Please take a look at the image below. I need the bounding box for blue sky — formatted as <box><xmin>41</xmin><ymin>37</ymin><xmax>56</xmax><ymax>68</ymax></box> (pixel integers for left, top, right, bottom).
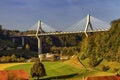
<box><xmin>0</xmin><ymin>0</ymin><xmax>120</xmax><ymax>31</ymax></box>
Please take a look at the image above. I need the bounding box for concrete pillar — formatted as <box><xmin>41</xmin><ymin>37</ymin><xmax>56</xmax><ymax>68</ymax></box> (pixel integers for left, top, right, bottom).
<box><xmin>38</xmin><ymin>36</ymin><xmax>43</xmax><ymax>61</ymax></box>
<box><xmin>22</xmin><ymin>37</ymin><xmax>24</xmax><ymax>47</ymax></box>
<box><xmin>12</xmin><ymin>38</ymin><xmax>15</xmax><ymax>43</ymax></box>
<box><xmin>38</xmin><ymin>36</ymin><xmax>42</xmax><ymax>54</ymax></box>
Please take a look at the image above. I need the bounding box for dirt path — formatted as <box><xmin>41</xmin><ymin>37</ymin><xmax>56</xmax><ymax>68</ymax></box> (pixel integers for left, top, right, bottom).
<box><xmin>64</xmin><ymin>55</ymin><xmax>85</xmax><ymax>69</ymax></box>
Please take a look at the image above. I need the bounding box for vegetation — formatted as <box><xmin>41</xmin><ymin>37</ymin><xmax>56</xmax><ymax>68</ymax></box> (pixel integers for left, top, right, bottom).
<box><xmin>79</xmin><ymin>18</ymin><xmax>120</xmax><ymax>67</ymax></box>
<box><xmin>5</xmin><ymin>62</ymin><xmax>81</xmax><ymax>79</ymax></box>
<box><xmin>102</xmin><ymin>65</ymin><xmax>110</xmax><ymax>71</ymax></box>
<box><xmin>4</xmin><ymin>62</ymin><xmax>116</xmax><ymax>79</ymax></box>
<box><xmin>0</xmin><ymin>54</ymin><xmax>25</xmax><ymax>63</ymax></box>
<box><xmin>0</xmin><ymin>50</ymin><xmax>38</xmax><ymax>60</ymax></box>
<box><xmin>31</xmin><ymin>60</ymin><xmax>46</xmax><ymax>79</ymax></box>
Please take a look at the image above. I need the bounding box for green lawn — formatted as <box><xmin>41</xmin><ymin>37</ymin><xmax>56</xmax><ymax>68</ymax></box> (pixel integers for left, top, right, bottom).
<box><xmin>5</xmin><ymin>61</ymin><xmax>81</xmax><ymax>79</ymax></box>
<box><xmin>4</xmin><ymin>61</ymin><xmax>115</xmax><ymax>80</ymax></box>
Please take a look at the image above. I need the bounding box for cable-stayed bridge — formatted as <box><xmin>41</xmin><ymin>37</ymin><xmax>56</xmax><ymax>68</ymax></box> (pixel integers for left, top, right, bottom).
<box><xmin>11</xmin><ymin>14</ymin><xmax>111</xmax><ymax>60</ymax></box>
<box><xmin>27</xmin><ymin>14</ymin><xmax>110</xmax><ymax>37</ymax></box>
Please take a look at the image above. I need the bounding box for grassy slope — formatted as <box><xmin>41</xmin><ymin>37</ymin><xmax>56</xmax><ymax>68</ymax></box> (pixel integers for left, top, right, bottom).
<box><xmin>5</xmin><ymin>62</ymin><xmax>81</xmax><ymax>79</ymax></box>
<box><xmin>3</xmin><ymin>60</ymin><xmax>117</xmax><ymax>80</ymax></box>
<box><xmin>43</xmin><ymin>62</ymin><xmax>81</xmax><ymax>76</ymax></box>
<box><xmin>65</xmin><ymin>56</ymin><xmax>115</xmax><ymax>80</ymax></box>
<box><xmin>96</xmin><ymin>59</ymin><xmax>120</xmax><ymax>73</ymax></box>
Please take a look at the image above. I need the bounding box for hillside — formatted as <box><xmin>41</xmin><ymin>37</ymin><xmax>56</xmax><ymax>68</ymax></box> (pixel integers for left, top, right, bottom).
<box><xmin>0</xmin><ymin>29</ymin><xmax>14</xmax><ymax>50</ymax></box>
<box><xmin>79</xmin><ymin>18</ymin><xmax>120</xmax><ymax>69</ymax></box>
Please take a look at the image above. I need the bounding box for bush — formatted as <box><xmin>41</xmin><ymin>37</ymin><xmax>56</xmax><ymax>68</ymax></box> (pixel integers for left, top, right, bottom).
<box><xmin>0</xmin><ymin>56</ymin><xmax>11</xmax><ymax>63</ymax></box>
<box><xmin>31</xmin><ymin>60</ymin><xmax>46</xmax><ymax>79</ymax></box>
<box><xmin>10</xmin><ymin>54</ymin><xmax>17</xmax><ymax>62</ymax></box>
<box><xmin>116</xmin><ymin>70</ymin><xmax>120</xmax><ymax>76</ymax></box>
<box><xmin>114</xmin><ymin>68</ymin><xmax>119</xmax><ymax>73</ymax></box>
<box><xmin>116</xmin><ymin>69</ymin><xmax>120</xmax><ymax>76</ymax></box>
<box><xmin>80</xmin><ymin>54</ymin><xmax>87</xmax><ymax>60</ymax></box>
<box><xmin>29</xmin><ymin>57</ymin><xmax>38</xmax><ymax>62</ymax></box>
<box><xmin>102</xmin><ymin>65</ymin><xmax>110</xmax><ymax>71</ymax></box>
<box><xmin>17</xmin><ymin>57</ymin><xmax>25</xmax><ymax>62</ymax></box>
<box><xmin>88</xmin><ymin>57</ymin><xmax>103</xmax><ymax>67</ymax></box>
<box><xmin>0</xmin><ymin>55</ymin><xmax>25</xmax><ymax>63</ymax></box>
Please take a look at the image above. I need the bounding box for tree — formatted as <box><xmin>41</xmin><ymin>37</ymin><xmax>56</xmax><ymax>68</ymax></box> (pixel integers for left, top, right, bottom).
<box><xmin>31</xmin><ymin>60</ymin><xmax>46</xmax><ymax>80</ymax></box>
<box><xmin>25</xmin><ymin>43</ymin><xmax>30</xmax><ymax>50</ymax></box>
<box><xmin>10</xmin><ymin>54</ymin><xmax>17</xmax><ymax>62</ymax></box>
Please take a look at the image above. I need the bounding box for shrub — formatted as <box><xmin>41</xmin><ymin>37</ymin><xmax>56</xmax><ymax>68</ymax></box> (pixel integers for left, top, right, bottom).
<box><xmin>116</xmin><ymin>70</ymin><xmax>120</xmax><ymax>76</ymax></box>
<box><xmin>102</xmin><ymin>65</ymin><xmax>110</xmax><ymax>71</ymax></box>
<box><xmin>116</xmin><ymin>71</ymin><xmax>120</xmax><ymax>76</ymax></box>
<box><xmin>0</xmin><ymin>56</ymin><xmax>10</xmax><ymax>63</ymax></box>
<box><xmin>88</xmin><ymin>57</ymin><xmax>103</xmax><ymax>67</ymax></box>
<box><xmin>10</xmin><ymin>54</ymin><xmax>17</xmax><ymax>62</ymax></box>
<box><xmin>80</xmin><ymin>54</ymin><xmax>87</xmax><ymax>60</ymax></box>
<box><xmin>30</xmin><ymin>57</ymin><xmax>38</xmax><ymax>62</ymax></box>
<box><xmin>17</xmin><ymin>57</ymin><xmax>25</xmax><ymax>62</ymax></box>
<box><xmin>0</xmin><ymin>55</ymin><xmax>25</xmax><ymax>63</ymax></box>
<box><xmin>113</xmin><ymin>68</ymin><xmax>119</xmax><ymax>73</ymax></box>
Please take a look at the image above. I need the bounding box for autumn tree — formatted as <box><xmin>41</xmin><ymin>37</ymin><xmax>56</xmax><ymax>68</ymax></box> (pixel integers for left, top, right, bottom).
<box><xmin>31</xmin><ymin>60</ymin><xmax>46</xmax><ymax>80</ymax></box>
<box><xmin>25</xmin><ymin>43</ymin><xmax>30</xmax><ymax>50</ymax></box>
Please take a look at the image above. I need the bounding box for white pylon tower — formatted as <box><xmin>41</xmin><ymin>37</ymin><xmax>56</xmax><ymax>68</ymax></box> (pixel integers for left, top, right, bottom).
<box><xmin>84</xmin><ymin>14</ymin><xmax>93</xmax><ymax>37</ymax></box>
<box><xmin>36</xmin><ymin>20</ymin><xmax>43</xmax><ymax>61</ymax></box>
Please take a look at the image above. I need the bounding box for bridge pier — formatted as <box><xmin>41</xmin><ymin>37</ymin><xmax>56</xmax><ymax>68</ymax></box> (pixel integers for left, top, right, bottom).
<box><xmin>22</xmin><ymin>37</ymin><xmax>25</xmax><ymax>47</ymax></box>
<box><xmin>38</xmin><ymin>36</ymin><xmax>43</xmax><ymax>61</ymax></box>
<box><xmin>36</xmin><ymin>20</ymin><xmax>44</xmax><ymax>61</ymax></box>
<box><xmin>12</xmin><ymin>37</ymin><xmax>15</xmax><ymax>43</ymax></box>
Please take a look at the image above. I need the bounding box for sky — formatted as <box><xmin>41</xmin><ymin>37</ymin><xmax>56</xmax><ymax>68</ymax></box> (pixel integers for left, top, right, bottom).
<box><xmin>0</xmin><ymin>0</ymin><xmax>120</xmax><ymax>31</ymax></box>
